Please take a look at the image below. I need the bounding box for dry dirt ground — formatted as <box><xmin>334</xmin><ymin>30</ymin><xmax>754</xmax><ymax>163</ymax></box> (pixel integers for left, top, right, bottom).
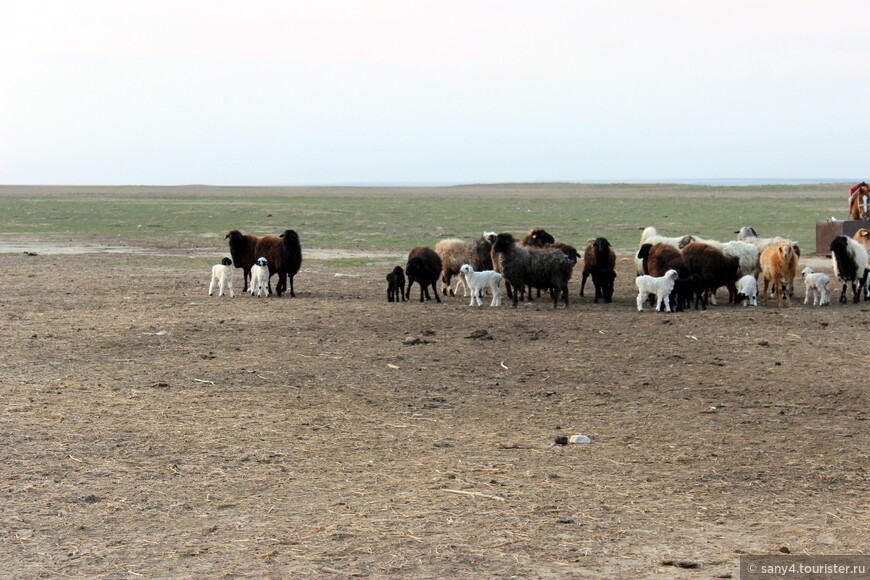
<box><xmin>0</xmin><ymin>239</ymin><xmax>867</xmax><ymax>579</ymax></box>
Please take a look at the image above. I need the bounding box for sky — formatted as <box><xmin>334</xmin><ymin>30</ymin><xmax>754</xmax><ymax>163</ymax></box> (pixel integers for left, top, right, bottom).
<box><xmin>1</xmin><ymin>1</ymin><xmax>868</xmax><ymax>185</ymax></box>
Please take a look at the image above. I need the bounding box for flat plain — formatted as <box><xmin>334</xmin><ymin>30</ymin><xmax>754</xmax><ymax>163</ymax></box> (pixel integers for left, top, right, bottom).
<box><xmin>0</xmin><ymin>184</ymin><xmax>866</xmax><ymax>579</ymax></box>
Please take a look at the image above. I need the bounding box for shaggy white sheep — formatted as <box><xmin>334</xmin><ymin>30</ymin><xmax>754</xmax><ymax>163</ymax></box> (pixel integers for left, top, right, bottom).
<box><xmin>635</xmin><ymin>269</ymin><xmax>678</xmax><ymax>312</ymax></box>
<box><xmin>458</xmin><ymin>264</ymin><xmax>503</xmax><ymax>307</ymax></box>
<box><xmin>249</xmin><ymin>256</ymin><xmax>270</xmax><ymax>297</ymax></box>
<box><xmin>735</xmin><ymin>274</ymin><xmax>758</xmax><ymax>307</ymax></box>
<box><xmin>209</xmin><ymin>257</ymin><xmax>235</xmax><ymax>297</ymax></box>
<box><xmin>801</xmin><ymin>267</ymin><xmax>830</xmax><ymax>306</ymax></box>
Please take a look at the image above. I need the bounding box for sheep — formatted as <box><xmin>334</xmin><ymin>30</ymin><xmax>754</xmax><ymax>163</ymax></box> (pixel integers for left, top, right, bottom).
<box><xmin>249</xmin><ymin>257</ymin><xmax>270</xmax><ymax>297</ymax></box>
<box><xmin>225</xmin><ymin>230</ymin><xmax>260</xmax><ymax>292</ymax></box>
<box><xmin>406</xmin><ymin>247</ymin><xmax>442</xmax><ymax>303</ymax></box>
<box><xmin>672</xmin><ymin>273</ymin><xmax>708</xmax><ymax>311</ymax></box>
<box><xmin>678</xmin><ymin>236</ymin><xmax>760</xmax><ymax>279</ymax></box>
<box><xmin>580</xmin><ymin>237</ymin><xmax>617</xmax><ymax>303</ymax></box>
<box><xmin>637</xmin><ymin>243</ymin><xmax>684</xmax><ymax>277</ymax></box>
<box><xmin>680</xmin><ymin>242</ymin><xmax>740</xmax><ymax>305</ymax></box>
<box><xmin>386</xmin><ymin>266</ymin><xmax>406</xmax><ymax>302</ymax></box>
<box><xmin>735</xmin><ymin>226</ymin><xmax>800</xmax><ymax>295</ymax></box>
<box><xmin>636</xmin><ymin>227</ymin><xmax>696</xmax><ymax>275</ymax></box>
<box><xmin>208</xmin><ymin>257</ymin><xmax>235</xmax><ymax>297</ymax></box>
<box><xmin>458</xmin><ymin>264</ymin><xmax>503</xmax><ymax>307</ymax></box>
<box><xmin>253</xmin><ymin>229</ymin><xmax>303</xmax><ymax>297</ymax></box>
<box><xmin>853</xmin><ymin>228</ymin><xmax>870</xmax><ymax>254</ymax></box>
<box><xmin>829</xmin><ymin>235</ymin><xmax>869</xmax><ymax>304</ymax></box>
<box><xmin>735</xmin><ymin>274</ymin><xmax>758</xmax><ymax>307</ymax></box>
<box><xmin>759</xmin><ymin>242</ymin><xmax>798</xmax><ymax>307</ymax></box>
<box><xmin>635</xmin><ymin>269</ymin><xmax>678</xmax><ymax>312</ymax></box>
<box><xmin>435</xmin><ymin>235</ymin><xmax>494</xmax><ymax>296</ymax></box>
<box><xmin>518</xmin><ymin>228</ymin><xmax>579</xmax><ymax>300</ymax></box>
<box><xmin>801</xmin><ymin>267</ymin><xmax>830</xmax><ymax>306</ymax></box>
<box><xmin>491</xmin><ymin>233</ymin><xmax>574</xmax><ymax>309</ymax></box>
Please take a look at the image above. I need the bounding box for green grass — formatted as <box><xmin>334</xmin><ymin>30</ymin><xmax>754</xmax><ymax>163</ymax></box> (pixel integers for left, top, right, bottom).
<box><xmin>0</xmin><ymin>184</ymin><xmax>848</xmax><ymax>252</ymax></box>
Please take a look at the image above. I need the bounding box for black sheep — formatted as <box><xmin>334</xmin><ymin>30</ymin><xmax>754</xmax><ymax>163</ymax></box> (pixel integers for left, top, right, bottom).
<box><xmin>387</xmin><ymin>266</ymin><xmax>406</xmax><ymax>302</ymax></box>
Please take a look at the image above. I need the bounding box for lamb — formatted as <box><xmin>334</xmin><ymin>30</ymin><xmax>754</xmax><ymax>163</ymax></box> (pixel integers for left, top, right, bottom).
<box><xmin>580</xmin><ymin>237</ymin><xmax>617</xmax><ymax>303</ymax></box>
<box><xmin>208</xmin><ymin>257</ymin><xmax>235</xmax><ymax>297</ymax></box>
<box><xmin>680</xmin><ymin>242</ymin><xmax>740</xmax><ymax>305</ymax></box>
<box><xmin>636</xmin><ymin>227</ymin><xmax>696</xmax><ymax>275</ymax></box>
<box><xmin>829</xmin><ymin>235</ymin><xmax>869</xmax><ymax>304</ymax></box>
<box><xmin>491</xmin><ymin>233</ymin><xmax>574</xmax><ymax>309</ymax></box>
<box><xmin>253</xmin><ymin>229</ymin><xmax>303</xmax><ymax>297</ymax></box>
<box><xmin>435</xmin><ymin>235</ymin><xmax>494</xmax><ymax>296</ymax></box>
<box><xmin>386</xmin><ymin>266</ymin><xmax>406</xmax><ymax>302</ymax></box>
<box><xmin>405</xmin><ymin>247</ymin><xmax>442</xmax><ymax>303</ymax></box>
<box><xmin>735</xmin><ymin>274</ymin><xmax>758</xmax><ymax>307</ymax></box>
<box><xmin>801</xmin><ymin>267</ymin><xmax>830</xmax><ymax>306</ymax></box>
<box><xmin>759</xmin><ymin>242</ymin><xmax>798</xmax><ymax>307</ymax></box>
<box><xmin>249</xmin><ymin>257</ymin><xmax>270</xmax><ymax>297</ymax></box>
<box><xmin>458</xmin><ymin>264</ymin><xmax>503</xmax><ymax>307</ymax></box>
<box><xmin>225</xmin><ymin>230</ymin><xmax>260</xmax><ymax>292</ymax></box>
<box><xmin>635</xmin><ymin>269</ymin><xmax>678</xmax><ymax>312</ymax></box>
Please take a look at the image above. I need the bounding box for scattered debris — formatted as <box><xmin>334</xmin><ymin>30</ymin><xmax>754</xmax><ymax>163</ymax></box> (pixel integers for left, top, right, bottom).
<box><xmin>403</xmin><ymin>337</ymin><xmax>433</xmax><ymax>345</ymax></box>
<box><xmin>442</xmin><ymin>488</ymin><xmax>505</xmax><ymax>502</ymax></box>
<box><xmin>465</xmin><ymin>329</ymin><xmax>493</xmax><ymax>340</ymax></box>
<box><xmin>143</xmin><ymin>330</ymin><xmax>168</xmax><ymax>336</ymax></box>
<box><xmin>497</xmin><ymin>443</ymin><xmax>535</xmax><ymax>449</ymax></box>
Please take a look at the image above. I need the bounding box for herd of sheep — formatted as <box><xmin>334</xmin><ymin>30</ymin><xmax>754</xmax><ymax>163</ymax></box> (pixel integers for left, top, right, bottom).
<box><xmin>211</xmin><ymin>226</ymin><xmax>870</xmax><ymax>311</ymax></box>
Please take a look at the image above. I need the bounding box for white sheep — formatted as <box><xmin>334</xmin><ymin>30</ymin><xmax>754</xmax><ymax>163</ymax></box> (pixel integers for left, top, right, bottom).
<box><xmin>801</xmin><ymin>267</ymin><xmax>830</xmax><ymax>306</ymax></box>
<box><xmin>249</xmin><ymin>256</ymin><xmax>270</xmax><ymax>297</ymax></box>
<box><xmin>635</xmin><ymin>269</ymin><xmax>678</xmax><ymax>312</ymax></box>
<box><xmin>208</xmin><ymin>257</ymin><xmax>235</xmax><ymax>297</ymax></box>
<box><xmin>459</xmin><ymin>264</ymin><xmax>503</xmax><ymax>307</ymax></box>
<box><xmin>735</xmin><ymin>274</ymin><xmax>758</xmax><ymax>307</ymax></box>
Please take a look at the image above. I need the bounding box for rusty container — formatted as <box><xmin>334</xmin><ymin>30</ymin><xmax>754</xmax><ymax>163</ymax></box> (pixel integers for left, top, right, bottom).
<box><xmin>815</xmin><ymin>219</ymin><xmax>870</xmax><ymax>254</ymax></box>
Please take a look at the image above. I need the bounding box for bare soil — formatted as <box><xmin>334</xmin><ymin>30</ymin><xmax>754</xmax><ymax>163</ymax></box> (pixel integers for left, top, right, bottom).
<box><xmin>0</xmin><ymin>240</ymin><xmax>866</xmax><ymax>579</ymax></box>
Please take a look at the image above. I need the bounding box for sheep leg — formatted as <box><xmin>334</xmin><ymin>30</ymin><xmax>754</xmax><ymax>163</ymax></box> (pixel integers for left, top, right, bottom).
<box><xmin>490</xmin><ymin>286</ymin><xmax>501</xmax><ymax>307</ymax></box>
<box><xmin>635</xmin><ymin>291</ymin><xmax>645</xmax><ymax>312</ymax></box>
<box><xmin>580</xmin><ymin>272</ymin><xmax>588</xmax><ymax>297</ymax></box>
<box><xmin>208</xmin><ymin>277</ymin><xmax>217</xmax><ymax>296</ymax></box>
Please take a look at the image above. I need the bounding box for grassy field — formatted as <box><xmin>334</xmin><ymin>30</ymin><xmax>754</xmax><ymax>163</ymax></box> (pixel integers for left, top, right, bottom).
<box><xmin>0</xmin><ymin>183</ymin><xmax>848</xmax><ymax>252</ymax></box>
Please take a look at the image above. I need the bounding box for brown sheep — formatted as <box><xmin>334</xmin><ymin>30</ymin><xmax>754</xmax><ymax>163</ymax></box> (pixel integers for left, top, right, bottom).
<box><xmin>680</xmin><ymin>242</ymin><xmax>740</xmax><ymax>304</ymax></box>
<box><xmin>759</xmin><ymin>242</ymin><xmax>798</xmax><ymax>307</ymax></box>
<box><xmin>434</xmin><ymin>235</ymin><xmax>493</xmax><ymax>296</ymax></box>
<box><xmin>637</xmin><ymin>243</ymin><xmax>684</xmax><ymax>277</ymax></box>
<box><xmin>252</xmin><ymin>229</ymin><xmax>303</xmax><ymax>297</ymax></box>
<box><xmin>580</xmin><ymin>237</ymin><xmax>617</xmax><ymax>303</ymax></box>
<box><xmin>225</xmin><ymin>230</ymin><xmax>260</xmax><ymax>292</ymax></box>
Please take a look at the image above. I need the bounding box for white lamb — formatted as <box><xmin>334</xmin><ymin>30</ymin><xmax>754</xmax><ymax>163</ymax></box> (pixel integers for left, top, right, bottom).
<box><xmin>458</xmin><ymin>264</ymin><xmax>503</xmax><ymax>307</ymax></box>
<box><xmin>249</xmin><ymin>256</ymin><xmax>270</xmax><ymax>297</ymax></box>
<box><xmin>635</xmin><ymin>269</ymin><xmax>678</xmax><ymax>312</ymax></box>
<box><xmin>735</xmin><ymin>274</ymin><xmax>758</xmax><ymax>307</ymax></box>
<box><xmin>208</xmin><ymin>257</ymin><xmax>235</xmax><ymax>297</ymax></box>
<box><xmin>801</xmin><ymin>266</ymin><xmax>830</xmax><ymax>306</ymax></box>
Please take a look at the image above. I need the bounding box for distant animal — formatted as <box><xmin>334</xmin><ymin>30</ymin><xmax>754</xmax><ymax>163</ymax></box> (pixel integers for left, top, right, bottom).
<box><xmin>458</xmin><ymin>264</ymin><xmax>503</xmax><ymax>307</ymax></box>
<box><xmin>849</xmin><ymin>183</ymin><xmax>870</xmax><ymax>221</ymax></box>
<box><xmin>735</xmin><ymin>274</ymin><xmax>758</xmax><ymax>307</ymax></box>
<box><xmin>635</xmin><ymin>269</ymin><xmax>678</xmax><ymax>312</ymax></box>
<box><xmin>406</xmin><ymin>247</ymin><xmax>442</xmax><ymax>303</ymax></box>
<box><xmin>801</xmin><ymin>267</ymin><xmax>830</xmax><ymax>306</ymax></box>
<box><xmin>759</xmin><ymin>242</ymin><xmax>798</xmax><ymax>307</ymax></box>
<box><xmin>249</xmin><ymin>257</ymin><xmax>270</xmax><ymax>297</ymax></box>
<box><xmin>580</xmin><ymin>237</ymin><xmax>617</xmax><ymax>303</ymax></box>
<box><xmin>829</xmin><ymin>235</ymin><xmax>869</xmax><ymax>304</ymax></box>
<box><xmin>208</xmin><ymin>257</ymin><xmax>235</xmax><ymax>297</ymax></box>
<box><xmin>386</xmin><ymin>266</ymin><xmax>406</xmax><ymax>302</ymax></box>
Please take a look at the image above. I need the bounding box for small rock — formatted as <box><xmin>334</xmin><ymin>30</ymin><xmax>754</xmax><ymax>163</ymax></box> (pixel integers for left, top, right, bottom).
<box><xmin>569</xmin><ymin>435</ymin><xmax>592</xmax><ymax>444</ymax></box>
<box><xmin>778</xmin><ymin>546</ymin><xmax>790</xmax><ymax>554</ymax></box>
<box><xmin>554</xmin><ymin>436</ymin><xmax>569</xmax><ymax>445</ymax></box>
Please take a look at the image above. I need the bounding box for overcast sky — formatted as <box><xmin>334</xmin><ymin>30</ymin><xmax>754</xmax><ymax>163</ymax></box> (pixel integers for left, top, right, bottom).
<box><xmin>2</xmin><ymin>1</ymin><xmax>868</xmax><ymax>185</ymax></box>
